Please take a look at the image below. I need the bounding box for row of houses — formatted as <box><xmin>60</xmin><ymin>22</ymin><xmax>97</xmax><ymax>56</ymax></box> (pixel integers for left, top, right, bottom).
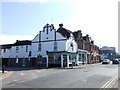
<box><xmin>0</xmin><ymin>24</ymin><xmax>102</xmax><ymax>68</ymax></box>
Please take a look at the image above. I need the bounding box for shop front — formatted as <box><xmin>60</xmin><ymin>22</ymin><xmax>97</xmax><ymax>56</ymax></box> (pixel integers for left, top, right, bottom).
<box><xmin>77</xmin><ymin>49</ymin><xmax>90</xmax><ymax>65</ymax></box>
<box><xmin>47</xmin><ymin>51</ymin><xmax>77</xmax><ymax>68</ymax></box>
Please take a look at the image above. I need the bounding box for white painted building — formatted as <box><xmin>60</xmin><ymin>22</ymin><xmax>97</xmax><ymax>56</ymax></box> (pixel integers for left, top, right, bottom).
<box><xmin>0</xmin><ymin>24</ymin><xmax>90</xmax><ymax>68</ymax></box>
<box><xmin>0</xmin><ymin>41</ymin><xmax>32</xmax><ymax>67</ymax></box>
<box><xmin>31</xmin><ymin>24</ymin><xmax>78</xmax><ymax>68</ymax></box>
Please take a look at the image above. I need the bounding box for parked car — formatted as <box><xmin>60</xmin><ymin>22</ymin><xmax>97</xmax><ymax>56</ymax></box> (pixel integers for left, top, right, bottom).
<box><xmin>112</xmin><ymin>59</ymin><xmax>119</xmax><ymax>64</ymax></box>
<box><xmin>102</xmin><ymin>59</ymin><xmax>110</xmax><ymax>64</ymax></box>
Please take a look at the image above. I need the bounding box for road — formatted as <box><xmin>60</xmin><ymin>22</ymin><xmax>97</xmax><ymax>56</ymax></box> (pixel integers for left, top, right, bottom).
<box><xmin>1</xmin><ymin>63</ymin><xmax>118</xmax><ymax>89</ymax></box>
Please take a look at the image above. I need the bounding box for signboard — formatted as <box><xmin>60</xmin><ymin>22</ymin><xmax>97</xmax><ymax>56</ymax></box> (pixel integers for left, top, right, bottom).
<box><xmin>101</xmin><ymin>54</ymin><xmax>108</xmax><ymax>58</ymax></box>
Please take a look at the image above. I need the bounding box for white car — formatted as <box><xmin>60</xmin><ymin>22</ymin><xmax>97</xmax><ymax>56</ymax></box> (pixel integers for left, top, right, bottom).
<box><xmin>102</xmin><ymin>59</ymin><xmax>110</xmax><ymax>64</ymax></box>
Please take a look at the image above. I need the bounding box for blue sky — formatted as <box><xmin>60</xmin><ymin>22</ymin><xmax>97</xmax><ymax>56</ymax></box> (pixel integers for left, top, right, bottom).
<box><xmin>2</xmin><ymin>1</ymin><xmax>72</xmax><ymax>35</ymax></box>
<box><xmin>0</xmin><ymin>0</ymin><xmax>119</xmax><ymax>52</ymax></box>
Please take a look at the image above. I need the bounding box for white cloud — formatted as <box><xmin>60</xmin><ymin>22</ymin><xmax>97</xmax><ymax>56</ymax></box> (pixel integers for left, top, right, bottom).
<box><xmin>0</xmin><ymin>34</ymin><xmax>33</xmax><ymax>45</ymax></box>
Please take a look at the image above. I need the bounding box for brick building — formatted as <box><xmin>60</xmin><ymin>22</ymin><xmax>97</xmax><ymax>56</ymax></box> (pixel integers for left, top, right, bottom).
<box><xmin>100</xmin><ymin>46</ymin><xmax>116</xmax><ymax>60</ymax></box>
<box><xmin>73</xmin><ymin>31</ymin><xmax>101</xmax><ymax>63</ymax></box>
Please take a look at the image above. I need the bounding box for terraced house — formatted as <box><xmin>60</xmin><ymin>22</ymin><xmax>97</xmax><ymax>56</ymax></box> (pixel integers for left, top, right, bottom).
<box><xmin>0</xmin><ymin>24</ymin><xmax>101</xmax><ymax>68</ymax></box>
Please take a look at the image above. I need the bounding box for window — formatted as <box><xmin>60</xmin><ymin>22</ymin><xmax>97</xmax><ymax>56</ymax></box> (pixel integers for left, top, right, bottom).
<box><xmin>16</xmin><ymin>46</ymin><xmax>19</xmax><ymax>53</ymax></box>
<box><xmin>48</xmin><ymin>55</ymin><xmax>61</xmax><ymax>64</ymax></box>
<box><xmin>54</xmin><ymin>42</ymin><xmax>57</xmax><ymax>51</ymax></box>
<box><xmin>3</xmin><ymin>49</ymin><xmax>6</xmax><ymax>53</ymax></box>
<box><xmin>79</xmin><ymin>53</ymin><xmax>82</xmax><ymax>61</ymax></box>
<box><xmin>29</xmin><ymin>51</ymin><xmax>31</xmax><ymax>56</ymax></box>
<box><xmin>38</xmin><ymin>43</ymin><xmax>41</xmax><ymax>52</ymax></box>
<box><xmin>71</xmin><ymin>43</ymin><xmax>74</xmax><ymax>51</ymax></box>
<box><xmin>26</xmin><ymin>45</ymin><xmax>28</xmax><ymax>52</ymax></box>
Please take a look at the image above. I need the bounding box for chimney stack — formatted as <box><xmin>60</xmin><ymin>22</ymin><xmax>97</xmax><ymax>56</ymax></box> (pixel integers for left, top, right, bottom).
<box><xmin>59</xmin><ymin>23</ymin><xmax>63</xmax><ymax>28</ymax></box>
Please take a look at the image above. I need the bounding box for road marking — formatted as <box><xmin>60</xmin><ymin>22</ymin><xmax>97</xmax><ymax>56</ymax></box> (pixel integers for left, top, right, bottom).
<box><xmin>105</xmin><ymin>76</ymin><xmax>117</xmax><ymax>88</ymax></box>
<box><xmin>107</xmin><ymin>76</ymin><xmax>118</xmax><ymax>88</ymax></box>
<box><xmin>20</xmin><ymin>73</ymin><xmax>24</xmax><ymax>75</ymax></box>
<box><xmin>100</xmin><ymin>76</ymin><xmax>118</xmax><ymax>90</ymax></box>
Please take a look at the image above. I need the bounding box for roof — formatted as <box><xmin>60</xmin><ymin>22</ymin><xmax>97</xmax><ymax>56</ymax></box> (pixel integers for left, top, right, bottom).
<box><xmin>14</xmin><ymin>40</ymin><xmax>31</xmax><ymax>46</ymax></box>
<box><xmin>1</xmin><ymin>44</ymin><xmax>13</xmax><ymax>49</ymax></box>
<box><xmin>72</xmin><ymin>30</ymin><xmax>82</xmax><ymax>39</ymax></box>
<box><xmin>57</xmin><ymin>24</ymin><xmax>72</xmax><ymax>38</ymax></box>
<box><xmin>1</xmin><ymin>40</ymin><xmax>31</xmax><ymax>49</ymax></box>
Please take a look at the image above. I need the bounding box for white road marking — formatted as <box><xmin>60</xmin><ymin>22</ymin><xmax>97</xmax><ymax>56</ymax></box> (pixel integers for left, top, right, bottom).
<box><xmin>20</xmin><ymin>73</ymin><xmax>24</xmax><ymax>75</ymax></box>
<box><xmin>100</xmin><ymin>76</ymin><xmax>118</xmax><ymax>90</ymax></box>
<box><xmin>105</xmin><ymin>76</ymin><xmax>118</xmax><ymax>88</ymax></box>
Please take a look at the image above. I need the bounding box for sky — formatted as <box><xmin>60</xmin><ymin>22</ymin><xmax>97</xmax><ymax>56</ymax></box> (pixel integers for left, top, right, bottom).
<box><xmin>0</xmin><ymin>0</ymin><xmax>119</xmax><ymax>53</ymax></box>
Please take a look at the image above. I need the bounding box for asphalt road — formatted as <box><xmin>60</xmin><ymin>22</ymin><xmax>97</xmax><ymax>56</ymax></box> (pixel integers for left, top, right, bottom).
<box><xmin>1</xmin><ymin>63</ymin><xmax>118</xmax><ymax>88</ymax></box>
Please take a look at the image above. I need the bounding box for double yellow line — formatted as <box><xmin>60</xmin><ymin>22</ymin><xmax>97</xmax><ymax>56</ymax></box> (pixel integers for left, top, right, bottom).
<box><xmin>100</xmin><ymin>76</ymin><xmax>118</xmax><ymax>90</ymax></box>
<box><xmin>0</xmin><ymin>71</ymin><xmax>13</xmax><ymax>80</ymax></box>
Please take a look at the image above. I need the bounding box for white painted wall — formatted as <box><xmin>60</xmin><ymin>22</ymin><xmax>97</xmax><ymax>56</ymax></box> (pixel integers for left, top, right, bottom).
<box><xmin>1</xmin><ymin>24</ymin><xmax>78</xmax><ymax>59</ymax></box>
<box><xmin>66</xmin><ymin>34</ymin><xmax>77</xmax><ymax>52</ymax></box>
<box><xmin>1</xmin><ymin>45</ymin><xmax>31</xmax><ymax>58</ymax></box>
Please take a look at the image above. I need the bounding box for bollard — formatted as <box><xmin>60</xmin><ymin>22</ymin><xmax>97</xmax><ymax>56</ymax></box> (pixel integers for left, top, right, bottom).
<box><xmin>2</xmin><ymin>65</ymin><xmax>5</xmax><ymax>73</ymax></box>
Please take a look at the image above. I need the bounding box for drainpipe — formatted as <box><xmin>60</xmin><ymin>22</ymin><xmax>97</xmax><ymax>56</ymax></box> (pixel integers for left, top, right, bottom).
<box><xmin>46</xmin><ymin>56</ymin><xmax>48</xmax><ymax>68</ymax></box>
<box><xmin>61</xmin><ymin>55</ymin><xmax>63</xmax><ymax>68</ymax></box>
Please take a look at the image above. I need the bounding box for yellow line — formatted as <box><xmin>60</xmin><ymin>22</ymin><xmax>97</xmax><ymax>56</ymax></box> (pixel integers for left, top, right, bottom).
<box><xmin>0</xmin><ymin>71</ymin><xmax>13</xmax><ymax>80</ymax></box>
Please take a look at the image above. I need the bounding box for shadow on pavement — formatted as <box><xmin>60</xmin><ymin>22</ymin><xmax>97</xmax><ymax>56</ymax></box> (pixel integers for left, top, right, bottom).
<box><xmin>5</xmin><ymin>67</ymin><xmax>48</xmax><ymax>71</ymax></box>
